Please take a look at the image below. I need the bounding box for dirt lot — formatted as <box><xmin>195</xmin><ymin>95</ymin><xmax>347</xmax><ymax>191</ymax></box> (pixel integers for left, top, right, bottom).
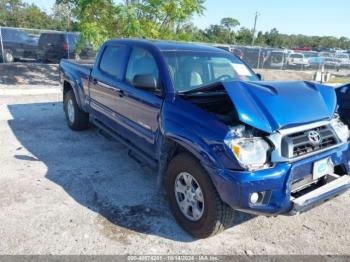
<box><xmin>0</xmin><ymin>63</ymin><xmax>59</xmax><ymax>86</ymax></box>
<box><xmin>0</xmin><ymin>64</ymin><xmax>349</xmax><ymax>255</ymax></box>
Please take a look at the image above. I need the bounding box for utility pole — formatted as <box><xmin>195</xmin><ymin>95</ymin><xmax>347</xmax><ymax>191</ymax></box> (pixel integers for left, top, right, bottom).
<box><xmin>251</xmin><ymin>12</ymin><xmax>260</xmax><ymax>46</ymax></box>
<box><xmin>0</xmin><ymin>27</ymin><xmax>4</xmax><ymax>63</ymax></box>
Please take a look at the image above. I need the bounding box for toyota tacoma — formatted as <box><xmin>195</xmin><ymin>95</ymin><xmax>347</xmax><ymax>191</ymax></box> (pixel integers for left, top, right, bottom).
<box><xmin>59</xmin><ymin>39</ymin><xmax>350</xmax><ymax>238</ymax></box>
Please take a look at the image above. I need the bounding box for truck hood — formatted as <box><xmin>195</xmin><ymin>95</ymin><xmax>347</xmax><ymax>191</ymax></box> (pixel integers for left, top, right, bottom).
<box><xmin>222</xmin><ymin>81</ymin><xmax>336</xmax><ymax>133</ymax></box>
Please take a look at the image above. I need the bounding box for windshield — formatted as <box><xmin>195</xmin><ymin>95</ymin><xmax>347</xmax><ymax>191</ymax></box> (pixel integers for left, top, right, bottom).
<box><xmin>162</xmin><ymin>51</ymin><xmax>258</xmax><ymax>93</ymax></box>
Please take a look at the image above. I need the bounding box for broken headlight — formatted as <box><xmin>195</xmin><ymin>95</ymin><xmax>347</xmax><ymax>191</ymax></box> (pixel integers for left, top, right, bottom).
<box><xmin>331</xmin><ymin>116</ymin><xmax>349</xmax><ymax>143</ymax></box>
<box><xmin>225</xmin><ymin>125</ymin><xmax>270</xmax><ymax>171</ymax></box>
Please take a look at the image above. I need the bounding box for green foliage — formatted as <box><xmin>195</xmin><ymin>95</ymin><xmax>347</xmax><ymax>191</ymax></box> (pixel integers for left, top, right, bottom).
<box><xmin>221</xmin><ymin>17</ymin><xmax>240</xmax><ymax>30</ymax></box>
<box><xmin>0</xmin><ymin>0</ymin><xmax>73</xmax><ymax>30</ymax></box>
<box><xmin>0</xmin><ymin>0</ymin><xmax>349</xmax><ymax>51</ymax></box>
<box><xmin>57</xmin><ymin>0</ymin><xmax>205</xmax><ymax>50</ymax></box>
<box><xmin>235</xmin><ymin>27</ymin><xmax>253</xmax><ymax>45</ymax></box>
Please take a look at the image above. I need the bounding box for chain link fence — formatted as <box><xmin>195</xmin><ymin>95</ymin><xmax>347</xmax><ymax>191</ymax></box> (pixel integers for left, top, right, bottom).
<box><xmin>1</xmin><ymin>26</ymin><xmax>349</xmax><ymax>78</ymax></box>
<box><xmin>212</xmin><ymin>44</ymin><xmax>350</xmax><ymax>73</ymax></box>
<box><xmin>0</xmin><ymin>26</ymin><xmax>96</xmax><ymax>64</ymax></box>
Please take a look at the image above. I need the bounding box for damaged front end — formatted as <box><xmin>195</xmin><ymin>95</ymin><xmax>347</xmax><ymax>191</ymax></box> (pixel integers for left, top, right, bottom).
<box><xmin>179</xmin><ymin>80</ymin><xmax>350</xmax><ymax>215</ymax></box>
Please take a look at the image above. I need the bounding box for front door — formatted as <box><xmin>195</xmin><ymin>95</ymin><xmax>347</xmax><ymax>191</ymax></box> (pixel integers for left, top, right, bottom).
<box><xmin>115</xmin><ymin>47</ymin><xmax>163</xmax><ymax>157</ymax></box>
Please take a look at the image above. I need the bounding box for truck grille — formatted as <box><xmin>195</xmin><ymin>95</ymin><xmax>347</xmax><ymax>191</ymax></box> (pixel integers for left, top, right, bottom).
<box><xmin>281</xmin><ymin>126</ymin><xmax>338</xmax><ymax>158</ymax></box>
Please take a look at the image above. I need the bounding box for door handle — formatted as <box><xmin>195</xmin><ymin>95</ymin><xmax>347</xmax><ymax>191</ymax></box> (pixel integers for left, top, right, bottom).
<box><xmin>118</xmin><ymin>90</ymin><xmax>125</xmax><ymax>97</ymax></box>
<box><xmin>92</xmin><ymin>78</ymin><xmax>98</xmax><ymax>85</ymax></box>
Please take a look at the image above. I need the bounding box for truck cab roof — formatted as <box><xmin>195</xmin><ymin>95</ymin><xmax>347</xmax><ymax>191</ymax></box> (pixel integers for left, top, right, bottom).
<box><xmin>104</xmin><ymin>39</ymin><xmax>225</xmax><ymax>53</ymax></box>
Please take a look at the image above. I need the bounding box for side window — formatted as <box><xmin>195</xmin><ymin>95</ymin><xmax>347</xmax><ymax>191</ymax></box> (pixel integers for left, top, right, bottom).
<box><xmin>126</xmin><ymin>47</ymin><xmax>160</xmax><ymax>90</ymax></box>
<box><xmin>99</xmin><ymin>45</ymin><xmax>128</xmax><ymax>79</ymax></box>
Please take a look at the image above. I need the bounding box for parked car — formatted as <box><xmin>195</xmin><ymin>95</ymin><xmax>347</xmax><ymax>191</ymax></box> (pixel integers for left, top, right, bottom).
<box><xmin>335</xmin><ymin>53</ymin><xmax>350</xmax><ymax>69</ymax></box>
<box><xmin>214</xmin><ymin>44</ymin><xmax>232</xmax><ymax>53</ymax></box>
<box><xmin>318</xmin><ymin>52</ymin><xmax>340</xmax><ymax>70</ymax></box>
<box><xmin>265</xmin><ymin>50</ymin><xmax>288</xmax><ymax>69</ymax></box>
<box><xmin>59</xmin><ymin>39</ymin><xmax>350</xmax><ymax>238</ymax></box>
<box><xmin>324</xmin><ymin>57</ymin><xmax>341</xmax><ymax>70</ymax></box>
<box><xmin>0</xmin><ymin>27</ymin><xmax>37</xmax><ymax>62</ymax></box>
<box><xmin>304</xmin><ymin>51</ymin><xmax>324</xmax><ymax>69</ymax></box>
<box><xmin>240</xmin><ymin>47</ymin><xmax>264</xmax><ymax>68</ymax></box>
<box><xmin>37</xmin><ymin>32</ymin><xmax>95</xmax><ymax>63</ymax></box>
<box><xmin>286</xmin><ymin>53</ymin><xmax>310</xmax><ymax>69</ymax></box>
<box><xmin>214</xmin><ymin>45</ymin><xmax>244</xmax><ymax>60</ymax></box>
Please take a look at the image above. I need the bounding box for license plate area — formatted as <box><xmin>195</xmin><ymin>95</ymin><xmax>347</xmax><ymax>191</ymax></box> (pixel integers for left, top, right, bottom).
<box><xmin>313</xmin><ymin>158</ymin><xmax>334</xmax><ymax>180</ymax></box>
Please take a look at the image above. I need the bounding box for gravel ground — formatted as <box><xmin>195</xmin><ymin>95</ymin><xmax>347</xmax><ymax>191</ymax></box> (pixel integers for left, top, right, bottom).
<box><xmin>0</xmin><ymin>87</ymin><xmax>350</xmax><ymax>255</ymax></box>
<box><xmin>0</xmin><ymin>63</ymin><xmax>349</xmax><ymax>255</ymax></box>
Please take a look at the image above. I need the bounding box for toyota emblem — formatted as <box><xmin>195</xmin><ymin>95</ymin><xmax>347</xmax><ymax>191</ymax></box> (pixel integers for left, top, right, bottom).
<box><xmin>308</xmin><ymin>130</ymin><xmax>322</xmax><ymax>145</ymax></box>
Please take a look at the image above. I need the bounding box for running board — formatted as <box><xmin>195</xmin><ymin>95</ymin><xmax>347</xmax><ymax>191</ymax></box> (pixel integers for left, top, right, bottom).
<box><xmin>93</xmin><ymin>119</ymin><xmax>158</xmax><ymax>170</ymax></box>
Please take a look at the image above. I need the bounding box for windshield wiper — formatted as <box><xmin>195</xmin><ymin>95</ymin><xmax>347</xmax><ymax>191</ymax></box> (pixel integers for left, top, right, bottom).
<box><xmin>181</xmin><ymin>81</ymin><xmax>226</xmax><ymax>95</ymax></box>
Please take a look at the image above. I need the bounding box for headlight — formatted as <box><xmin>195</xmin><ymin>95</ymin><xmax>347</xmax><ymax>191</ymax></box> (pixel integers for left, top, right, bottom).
<box><xmin>225</xmin><ymin>126</ymin><xmax>270</xmax><ymax>171</ymax></box>
<box><xmin>331</xmin><ymin>116</ymin><xmax>349</xmax><ymax>143</ymax></box>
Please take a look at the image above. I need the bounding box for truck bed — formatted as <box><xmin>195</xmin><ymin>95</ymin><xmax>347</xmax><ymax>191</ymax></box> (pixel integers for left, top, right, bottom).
<box><xmin>60</xmin><ymin>59</ymin><xmax>94</xmax><ymax>76</ymax></box>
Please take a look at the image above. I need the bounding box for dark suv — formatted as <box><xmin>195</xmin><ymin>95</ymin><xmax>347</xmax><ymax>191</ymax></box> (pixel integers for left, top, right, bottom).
<box><xmin>37</xmin><ymin>32</ymin><xmax>95</xmax><ymax>63</ymax></box>
<box><xmin>0</xmin><ymin>27</ymin><xmax>38</xmax><ymax>63</ymax></box>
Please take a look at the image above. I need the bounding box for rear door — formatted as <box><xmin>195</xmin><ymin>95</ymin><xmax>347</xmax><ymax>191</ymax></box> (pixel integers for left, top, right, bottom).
<box><xmin>89</xmin><ymin>44</ymin><xmax>129</xmax><ymax>127</ymax></box>
<box><xmin>39</xmin><ymin>33</ymin><xmax>64</xmax><ymax>60</ymax></box>
<box><xmin>113</xmin><ymin>46</ymin><xmax>163</xmax><ymax>156</ymax></box>
<box><xmin>1</xmin><ymin>29</ymin><xmax>23</xmax><ymax>58</ymax></box>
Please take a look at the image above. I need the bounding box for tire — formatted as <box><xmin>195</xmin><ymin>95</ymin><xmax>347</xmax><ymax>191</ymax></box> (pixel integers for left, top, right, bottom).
<box><xmin>3</xmin><ymin>49</ymin><xmax>14</xmax><ymax>63</ymax></box>
<box><xmin>164</xmin><ymin>152</ymin><xmax>236</xmax><ymax>238</ymax></box>
<box><xmin>64</xmin><ymin>90</ymin><xmax>89</xmax><ymax>131</ymax></box>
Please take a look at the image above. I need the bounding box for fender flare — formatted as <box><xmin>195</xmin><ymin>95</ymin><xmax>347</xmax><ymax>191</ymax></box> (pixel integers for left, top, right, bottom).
<box><xmin>156</xmin><ymin>122</ymin><xmax>223</xmax><ymax>188</ymax></box>
<box><xmin>63</xmin><ymin>77</ymin><xmax>86</xmax><ymax>111</ymax></box>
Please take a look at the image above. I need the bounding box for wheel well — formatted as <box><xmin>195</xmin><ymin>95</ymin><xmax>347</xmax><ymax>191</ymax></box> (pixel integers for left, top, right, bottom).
<box><xmin>63</xmin><ymin>81</ymin><xmax>73</xmax><ymax>97</ymax></box>
<box><xmin>158</xmin><ymin>137</ymin><xmax>198</xmax><ymax>186</ymax></box>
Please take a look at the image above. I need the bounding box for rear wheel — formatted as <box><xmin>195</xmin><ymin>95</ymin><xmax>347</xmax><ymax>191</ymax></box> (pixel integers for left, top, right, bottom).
<box><xmin>4</xmin><ymin>49</ymin><xmax>14</xmax><ymax>63</ymax></box>
<box><xmin>64</xmin><ymin>90</ymin><xmax>89</xmax><ymax>131</ymax></box>
<box><xmin>165</xmin><ymin>152</ymin><xmax>236</xmax><ymax>238</ymax></box>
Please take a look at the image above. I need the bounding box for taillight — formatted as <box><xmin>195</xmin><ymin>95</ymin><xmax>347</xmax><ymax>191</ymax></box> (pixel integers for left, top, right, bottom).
<box><xmin>63</xmin><ymin>42</ymin><xmax>68</xmax><ymax>51</ymax></box>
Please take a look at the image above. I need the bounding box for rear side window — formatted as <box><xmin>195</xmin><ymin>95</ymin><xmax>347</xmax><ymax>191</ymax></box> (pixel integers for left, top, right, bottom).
<box><xmin>99</xmin><ymin>45</ymin><xmax>128</xmax><ymax>79</ymax></box>
<box><xmin>2</xmin><ymin>29</ymin><xmax>23</xmax><ymax>42</ymax></box>
<box><xmin>39</xmin><ymin>33</ymin><xmax>63</xmax><ymax>46</ymax></box>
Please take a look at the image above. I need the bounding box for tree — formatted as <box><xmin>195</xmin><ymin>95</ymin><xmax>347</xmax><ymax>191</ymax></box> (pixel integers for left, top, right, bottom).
<box><xmin>265</xmin><ymin>28</ymin><xmax>283</xmax><ymax>47</ymax></box>
<box><xmin>236</xmin><ymin>27</ymin><xmax>253</xmax><ymax>45</ymax></box>
<box><xmin>57</xmin><ymin>0</ymin><xmax>205</xmax><ymax>49</ymax></box>
<box><xmin>0</xmin><ymin>0</ymin><xmax>71</xmax><ymax>29</ymax></box>
<box><xmin>52</xmin><ymin>2</ymin><xmax>76</xmax><ymax>31</ymax></box>
<box><xmin>220</xmin><ymin>17</ymin><xmax>239</xmax><ymax>44</ymax></box>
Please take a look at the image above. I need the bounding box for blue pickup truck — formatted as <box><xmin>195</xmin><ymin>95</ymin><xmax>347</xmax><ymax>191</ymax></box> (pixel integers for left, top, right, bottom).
<box><xmin>59</xmin><ymin>39</ymin><xmax>350</xmax><ymax>238</ymax></box>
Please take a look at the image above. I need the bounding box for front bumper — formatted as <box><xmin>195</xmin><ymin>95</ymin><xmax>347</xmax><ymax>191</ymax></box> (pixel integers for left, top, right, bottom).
<box><xmin>289</xmin><ymin>174</ymin><xmax>350</xmax><ymax>215</ymax></box>
<box><xmin>206</xmin><ymin>143</ymin><xmax>350</xmax><ymax>215</ymax></box>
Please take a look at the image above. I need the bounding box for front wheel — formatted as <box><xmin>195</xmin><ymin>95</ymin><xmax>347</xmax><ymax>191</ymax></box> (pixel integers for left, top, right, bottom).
<box><xmin>64</xmin><ymin>90</ymin><xmax>89</xmax><ymax>131</ymax></box>
<box><xmin>165</xmin><ymin>152</ymin><xmax>236</xmax><ymax>238</ymax></box>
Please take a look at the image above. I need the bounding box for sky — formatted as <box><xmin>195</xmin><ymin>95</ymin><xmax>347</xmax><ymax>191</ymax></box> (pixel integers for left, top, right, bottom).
<box><xmin>24</xmin><ymin>0</ymin><xmax>350</xmax><ymax>38</ymax></box>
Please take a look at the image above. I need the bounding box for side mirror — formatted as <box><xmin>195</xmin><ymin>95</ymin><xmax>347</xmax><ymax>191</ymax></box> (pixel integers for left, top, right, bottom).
<box><xmin>133</xmin><ymin>74</ymin><xmax>158</xmax><ymax>91</ymax></box>
<box><xmin>256</xmin><ymin>73</ymin><xmax>263</xmax><ymax>81</ymax></box>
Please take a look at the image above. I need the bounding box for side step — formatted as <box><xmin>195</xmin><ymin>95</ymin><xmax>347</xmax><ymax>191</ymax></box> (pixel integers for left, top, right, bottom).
<box><xmin>93</xmin><ymin>119</ymin><xmax>158</xmax><ymax>170</ymax></box>
<box><xmin>289</xmin><ymin>174</ymin><xmax>350</xmax><ymax>215</ymax></box>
